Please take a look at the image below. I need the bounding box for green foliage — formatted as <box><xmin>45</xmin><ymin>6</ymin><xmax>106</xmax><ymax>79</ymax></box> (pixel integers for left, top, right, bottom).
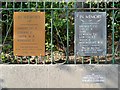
<box><xmin>0</xmin><ymin>2</ymin><xmax>120</xmax><ymax>63</ymax></box>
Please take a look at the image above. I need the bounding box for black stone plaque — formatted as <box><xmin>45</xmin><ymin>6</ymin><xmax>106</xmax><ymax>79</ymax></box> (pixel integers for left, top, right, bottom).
<box><xmin>75</xmin><ymin>12</ymin><xmax>106</xmax><ymax>56</ymax></box>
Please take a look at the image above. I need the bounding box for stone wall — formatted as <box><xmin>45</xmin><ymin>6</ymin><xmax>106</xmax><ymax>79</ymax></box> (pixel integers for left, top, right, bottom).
<box><xmin>0</xmin><ymin>65</ymin><xmax>119</xmax><ymax>89</ymax></box>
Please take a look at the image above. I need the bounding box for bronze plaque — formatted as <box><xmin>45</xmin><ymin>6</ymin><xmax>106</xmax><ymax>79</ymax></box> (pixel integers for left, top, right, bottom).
<box><xmin>14</xmin><ymin>12</ymin><xmax>45</xmax><ymax>56</ymax></box>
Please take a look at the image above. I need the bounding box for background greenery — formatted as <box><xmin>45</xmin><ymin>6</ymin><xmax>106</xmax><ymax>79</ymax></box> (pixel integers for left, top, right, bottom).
<box><xmin>0</xmin><ymin>1</ymin><xmax>120</xmax><ymax>64</ymax></box>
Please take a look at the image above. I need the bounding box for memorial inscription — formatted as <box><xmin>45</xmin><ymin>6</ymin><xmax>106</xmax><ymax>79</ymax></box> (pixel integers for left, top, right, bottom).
<box><xmin>75</xmin><ymin>12</ymin><xmax>106</xmax><ymax>56</ymax></box>
<box><xmin>14</xmin><ymin>12</ymin><xmax>45</xmax><ymax>56</ymax></box>
<box><xmin>82</xmin><ymin>73</ymin><xmax>105</xmax><ymax>83</ymax></box>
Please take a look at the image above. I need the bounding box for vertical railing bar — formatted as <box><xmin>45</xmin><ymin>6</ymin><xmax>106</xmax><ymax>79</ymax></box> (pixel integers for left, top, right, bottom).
<box><xmin>82</xmin><ymin>1</ymin><xmax>84</xmax><ymax>9</ymax></box>
<box><xmin>59</xmin><ymin>1</ymin><xmax>60</xmax><ymax>8</ymax></box>
<box><xmin>36</xmin><ymin>1</ymin><xmax>38</xmax><ymax>11</ymax></box>
<box><xmin>89</xmin><ymin>1</ymin><xmax>92</xmax><ymax>64</ymax></box>
<box><xmin>13</xmin><ymin>1</ymin><xmax>17</xmax><ymax>63</ymax></box>
<box><xmin>27</xmin><ymin>1</ymin><xmax>30</xmax><ymax>64</ymax></box>
<box><xmin>74</xmin><ymin>0</ymin><xmax>77</xmax><ymax>64</ymax></box>
<box><xmin>97</xmin><ymin>1</ymin><xmax>99</xmax><ymax>12</ymax></box>
<box><xmin>20</xmin><ymin>57</ymin><xmax>22</xmax><ymax>64</ymax></box>
<box><xmin>14</xmin><ymin>54</ymin><xmax>17</xmax><ymax>64</ymax></box>
<box><xmin>82</xmin><ymin>2</ymin><xmax>84</xmax><ymax>64</ymax></box>
<box><xmin>89</xmin><ymin>1</ymin><xmax>92</xmax><ymax>11</ymax></box>
<box><xmin>13</xmin><ymin>1</ymin><xmax>15</xmax><ymax>9</ymax></box>
<box><xmin>6</xmin><ymin>2</ymin><xmax>9</xmax><ymax>64</ymax></box>
<box><xmin>82</xmin><ymin>57</ymin><xmax>84</xmax><ymax>64</ymax></box>
<box><xmin>97</xmin><ymin>56</ymin><xmax>99</xmax><ymax>64</ymax></box>
<box><xmin>96</xmin><ymin>2</ymin><xmax>100</xmax><ymax>64</ymax></box>
<box><xmin>51</xmin><ymin>2</ymin><xmax>53</xmax><ymax>64</ymax></box>
<box><xmin>28</xmin><ymin>56</ymin><xmax>30</xmax><ymax>64</ymax></box>
<box><xmin>39</xmin><ymin>55</ymin><xmax>42</xmax><ymax>64</ymax></box>
<box><xmin>35</xmin><ymin>1</ymin><xmax>41</xmax><ymax>64</ymax></box>
<box><xmin>6</xmin><ymin>1</ymin><xmax>8</xmax><ymax>35</ymax></box>
<box><xmin>105</xmin><ymin>2</ymin><xmax>107</xmax><ymax>64</ymax></box>
<box><xmin>112</xmin><ymin>1</ymin><xmax>115</xmax><ymax>64</ymax></box>
<box><xmin>44</xmin><ymin>1</ymin><xmax>45</xmax><ymax>12</ymax></box>
<box><xmin>43</xmin><ymin>1</ymin><xmax>46</xmax><ymax>64</ymax></box>
<box><xmin>20</xmin><ymin>2</ymin><xmax>22</xmax><ymax>12</ymax></box>
<box><xmin>35</xmin><ymin>56</ymin><xmax>38</xmax><ymax>64</ymax></box>
<box><xmin>28</xmin><ymin>1</ymin><xmax>30</xmax><ymax>9</ymax></box>
<box><xmin>5</xmin><ymin>1</ymin><xmax>7</xmax><ymax>8</ymax></box>
<box><xmin>36</xmin><ymin>1</ymin><xmax>38</xmax><ymax>63</ymax></box>
<box><xmin>20</xmin><ymin>1</ymin><xmax>23</xmax><ymax>64</ymax></box>
<box><xmin>26</xmin><ymin>2</ymin><xmax>30</xmax><ymax>64</ymax></box>
<box><xmin>35</xmin><ymin>1</ymin><xmax>38</xmax><ymax>64</ymax></box>
<box><xmin>66</xmin><ymin>2</ymin><xmax>69</xmax><ymax>64</ymax></box>
<box><xmin>97</xmin><ymin>1</ymin><xmax>100</xmax><ymax>64</ymax></box>
<box><xmin>36</xmin><ymin>2</ymin><xmax>38</xmax><ymax>64</ymax></box>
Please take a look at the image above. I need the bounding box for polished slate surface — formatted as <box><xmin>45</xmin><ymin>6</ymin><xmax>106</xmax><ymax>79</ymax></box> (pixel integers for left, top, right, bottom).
<box><xmin>75</xmin><ymin>12</ymin><xmax>106</xmax><ymax>56</ymax></box>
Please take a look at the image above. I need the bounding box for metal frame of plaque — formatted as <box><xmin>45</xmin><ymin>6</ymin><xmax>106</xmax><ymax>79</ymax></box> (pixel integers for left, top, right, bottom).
<box><xmin>14</xmin><ymin>12</ymin><xmax>45</xmax><ymax>56</ymax></box>
<box><xmin>74</xmin><ymin>12</ymin><xmax>107</xmax><ymax>56</ymax></box>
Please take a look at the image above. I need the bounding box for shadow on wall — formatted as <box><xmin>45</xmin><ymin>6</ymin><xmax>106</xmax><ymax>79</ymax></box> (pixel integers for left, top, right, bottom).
<box><xmin>0</xmin><ymin>79</ymin><xmax>5</xmax><ymax>90</ymax></box>
<box><xmin>0</xmin><ymin>79</ymin><xmax>3</xmax><ymax>90</ymax></box>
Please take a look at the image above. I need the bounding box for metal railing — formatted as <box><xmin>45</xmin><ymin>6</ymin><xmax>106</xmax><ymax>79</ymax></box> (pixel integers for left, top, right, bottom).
<box><xmin>0</xmin><ymin>0</ymin><xmax>120</xmax><ymax>64</ymax></box>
